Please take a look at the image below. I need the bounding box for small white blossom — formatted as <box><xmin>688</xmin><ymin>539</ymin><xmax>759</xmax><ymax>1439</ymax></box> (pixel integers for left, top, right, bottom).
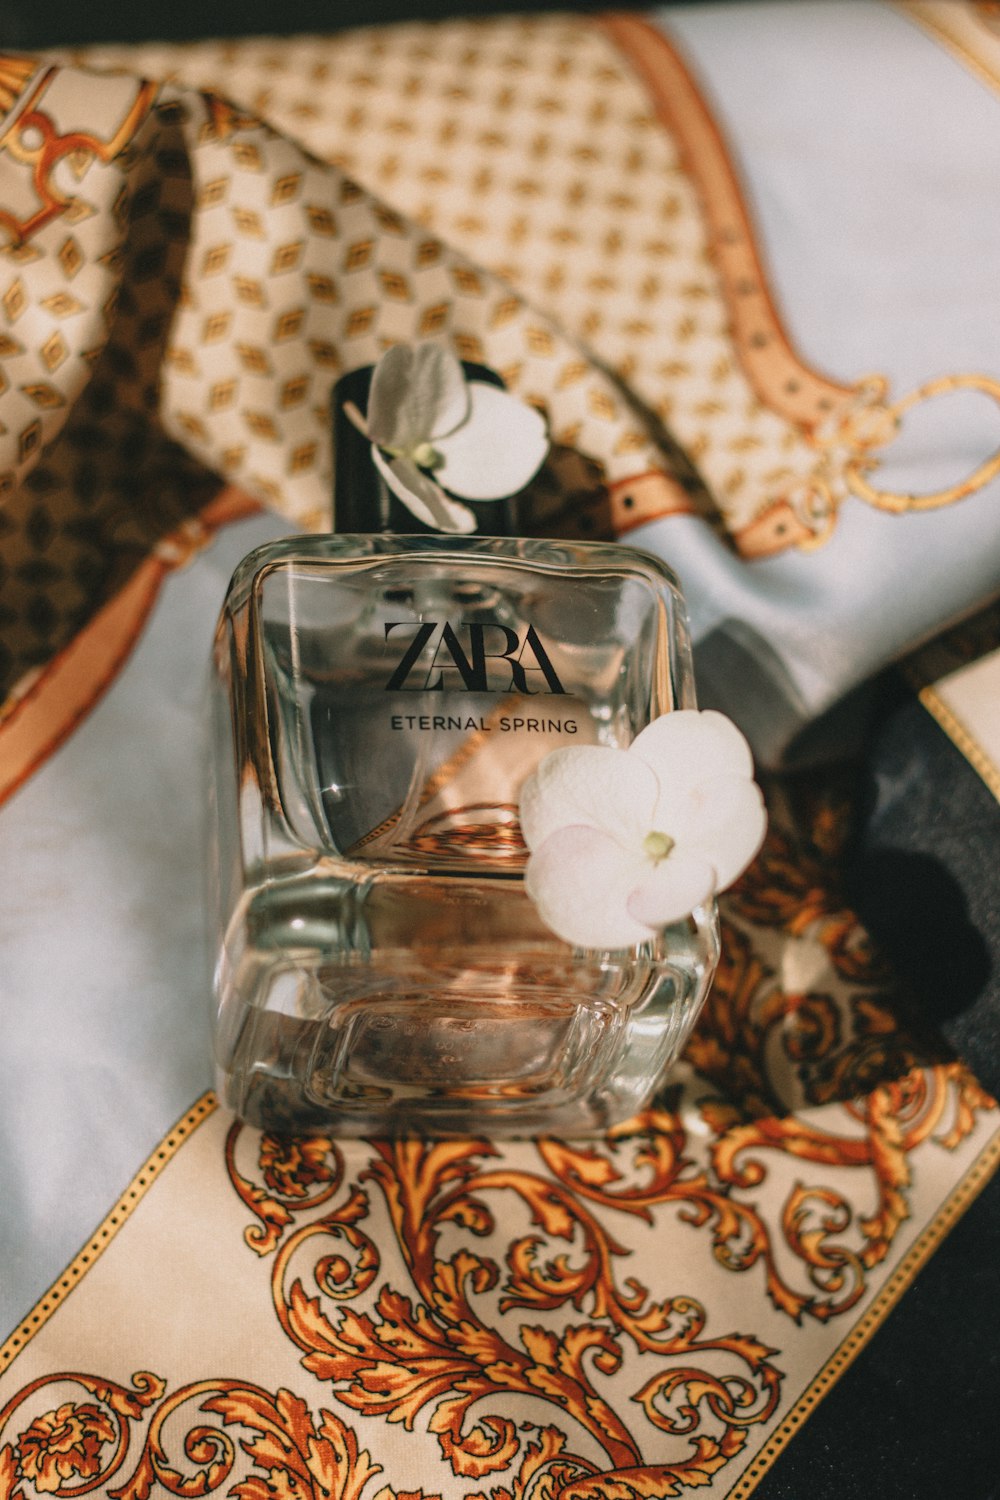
<box><xmin>347</xmin><ymin>342</ymin><xmax>549</xmax><ymax>533</ymax></box>
<box><xmin>519</xmin><ymin>709</ymin><xmax>766</xmax><ymax>950</ymax></box>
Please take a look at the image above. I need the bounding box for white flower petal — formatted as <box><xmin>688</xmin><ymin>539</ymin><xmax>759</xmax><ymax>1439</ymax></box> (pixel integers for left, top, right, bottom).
<box><xmin>435</xmin><ymin>381</ymin><xmax>549</xmax><ymax>500</ymax></box>
<box><xmin>669</xmin><ymin>772</ymin><xmax>767</xmax><ymax>891</ymax></box>
<box><xmin>626</xmin><ymin>849</ymin><xmax>717</xmax><ymax>928</ymax></box>
<box><xmin>367</xmin><ymin>343</ymin><xmax>469</xmax><ymax>452</ymax></box>
<box><xmin>518</xmin><ymin>707</ymin><xmax>767</xmax><ymax>945</ymax></box>
<box><xmin>631</xmin><ymin>710</ymin><xmax>755</xmax><ymax>802</ymax></box>
<box><xmin>519</xmin><ymin>745</ymin><xmax>657</xmax><ymax>852</ymax></box>
<box><xmin>525</xmin><ymin>825</ymin><xmax>653</xmax><ymax>950</ymax></box>
<box><xmin>371</xmin><ymin>448</ymin><xmax>477</xmax><ymax>534</ymax></box>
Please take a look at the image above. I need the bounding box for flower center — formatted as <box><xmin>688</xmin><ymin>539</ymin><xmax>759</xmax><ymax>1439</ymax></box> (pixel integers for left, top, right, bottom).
<box><xmin>642</xmin><ymin>829</ymin><xmax>675</xmax><ymax>864</ymax></box>
<box><xmin>411</xmin><ymin>440</ymin><xmax>443</xmax><ymax>470</ymax></box>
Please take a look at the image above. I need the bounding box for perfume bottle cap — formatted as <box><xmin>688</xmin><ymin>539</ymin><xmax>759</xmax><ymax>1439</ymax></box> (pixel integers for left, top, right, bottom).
<box><xmin>331</xmin><ymin>362</ymin><xmax>520</xmax><ymax>537</ymax></box>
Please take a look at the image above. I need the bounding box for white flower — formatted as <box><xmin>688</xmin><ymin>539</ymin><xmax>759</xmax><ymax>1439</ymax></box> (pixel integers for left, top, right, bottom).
<box><xmin>519</xmin><ymin>710</ymin><xmax>766</xmax><ymax>950</ymax></box>
<box><xmin>345</xmin><ymin>342</ymin><xmax>549</xmax><ymax>534</ymax></box>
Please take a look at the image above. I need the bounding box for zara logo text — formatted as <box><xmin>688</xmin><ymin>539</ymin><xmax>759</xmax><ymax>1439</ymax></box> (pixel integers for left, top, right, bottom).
<box><xmin>383</xmin><ymin>621</ymin><xmax>567</xmax><ymax>694</ymax></box>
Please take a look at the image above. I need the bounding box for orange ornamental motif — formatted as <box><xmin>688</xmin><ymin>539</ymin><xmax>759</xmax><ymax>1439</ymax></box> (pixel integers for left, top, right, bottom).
<box><xmin>0</xmin><ymin>63</ymin><xmax>158</xmax><ymax>245</ymax></box>
<box><xmin>0</xmin><ymin>774</ymin><xmax>996</xmax><ymax>1497</ymax></box>
<box><xmin>15</xmin><ymin>1402</ymin><xmax>116</xmax><ymax>1493</ymax></box>
<box><xmin>259</xmin><ymin>1132</ymin><xmax>342</xmax><ymax>1201</ymax></box>
<box><xmin>210</xmin><ymin>779</ymin><xmax>993</xmax><ymax>1491</ymax></box>
<box><xmin>109</xmin><ymin>1384</ymin><xmax>386</xmax><ymax>1500</ymax></box>
<box><xmin>222</xmin><ymin>1114</ymin><xmax>790</xmax><ymax>1489</ymax></box>
<box><xmin>0</xmin><ymin>1373</ymin><xmax>165</xmax><ymax>1500</ymax></box>
<box><xmin>0</xmin><ymin>57</ymin><xmax>37</xmax><ymax>118</ymax></box>
<box><xmin>0</xmin><ymin>1380</ymin><xmax>382</xmax><ymax>1500</ymax></box>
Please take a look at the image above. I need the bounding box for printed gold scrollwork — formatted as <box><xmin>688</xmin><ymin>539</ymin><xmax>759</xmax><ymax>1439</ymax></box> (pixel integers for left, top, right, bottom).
<box><xmin>212</xmin><ymin>772</ymin><xmax>997</xmax><ymax>1493</ymax></box>
<box><xmin>0</xmin><ymin>1371</ymin><xmax>164</xmax><ymax>1498</ymax></box>
<box><xmin>1</xmin><ymin>1372</ymin><xmax>470</xmax><ymax>1500</ymax></box>
<box><xmin>273</xmin><ymin>1186</ymin><xmax>381</xmax><ymax>1311</ymax></box>
<box><xmin>108</xmin><ymin>1382</ymin><xmax>382</xmax><ymax>1500</ymax></box>
<box><xmin>226</xmin><ymin>1124</ymin><xmax>347</xmax><ymax>1255</ymax></box>
<box><xmin>683</xmin><ymin>899</ymin><xmax>978</xmax><ymax>1315</ymax></box>
<box><xmin>538</xmin><ymin>1113</ymin><xmax>861</xmax><ymax>1326</ymax></box>
<box><xmin>724</xmin><ymin>792</ymin><xmax>890</xmax><ymax>990</ymax></box>
<box><xmin>83</xmin><ymin>1381</ymin><xmax>408</xmax><ymax>1500</ymax></box>
<box><xmin>703</xmin><ymin>1050</ymin><xmax>989</xmax><ymax>1309</ymax></box>
<box><xmin>226</xmin><ymin>1122</ymin><xmax>383</xmax><ymax>1306</ymax></box>
<box><xmin>255</xmin><ymin>1135</ymin><xmax>783</xmax><ymax>1491</ymax></box>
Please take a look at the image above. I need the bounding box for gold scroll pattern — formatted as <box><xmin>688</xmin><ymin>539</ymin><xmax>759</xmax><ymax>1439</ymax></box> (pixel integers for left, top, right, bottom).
<box><xmin>1</xmin><ymin>778</ymin><xmax>986</xmax><ymax>1497</ymax></box>
<box><xmin>214</xmin><ymin>779</ymin><xmax>994</xmax><ymax>1491</ymax></box>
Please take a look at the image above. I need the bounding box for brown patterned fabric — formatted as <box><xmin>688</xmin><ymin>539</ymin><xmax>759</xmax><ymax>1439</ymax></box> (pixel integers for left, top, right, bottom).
<box><xmin>1</xmin><ymin>28</ymin><xmax>700</xmax><ymax>718</ymax></box>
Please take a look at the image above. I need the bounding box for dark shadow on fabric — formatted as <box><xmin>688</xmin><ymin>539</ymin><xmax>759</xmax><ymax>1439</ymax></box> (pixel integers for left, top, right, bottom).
<box><xmin>0</xmin><ymin>102</ymin><xmax>220</xmax><ymax>702</ymax></box>
<box><xmin>848</xmin><ymin>848</ymin><xmax>992</xmax><ymax>1022</ymax></box>
<box><xmin>694</xmin><ymin>622</ymin><xmax>810</xmax><ymax>771</ymax></box>
<box><xmin>847</xmin><ymin>674</ymin><xmax>1000</xmax><ymax>1099</ymax></box>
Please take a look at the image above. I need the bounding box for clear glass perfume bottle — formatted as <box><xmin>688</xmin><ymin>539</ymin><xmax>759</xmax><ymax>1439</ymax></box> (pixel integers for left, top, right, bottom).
<box><xmin>207</xmin><ymin>370</ymin><xmax>720</xmax><ymax>1136</ymax></box>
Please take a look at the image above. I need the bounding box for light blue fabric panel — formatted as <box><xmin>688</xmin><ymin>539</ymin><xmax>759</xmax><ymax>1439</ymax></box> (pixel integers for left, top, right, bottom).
<box><xmin>639</xmin><ymin>2</ymin><xmax>1000</xmax><ymax>763</ymax></box>
<box><xmin>0</xmin><ymin>513</ymin><xmax>288</xmax><ymax>1333</ymax></box>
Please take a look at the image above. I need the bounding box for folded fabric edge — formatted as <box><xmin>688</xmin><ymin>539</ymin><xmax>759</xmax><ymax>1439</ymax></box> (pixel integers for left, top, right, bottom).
<box><xmin>918</xmin><ymin>681</ymin><xmax>1000</xmax><ymax>806</ymax></box>
<box><xmin>0</xmin><ymin>486</ymin><xmax>260</xmax><ymax>810</ymax></box>
<box><xmin>0</xmin><ymin>1092</ymin><xmax>218</xmax><ymax>1374</ymax></box>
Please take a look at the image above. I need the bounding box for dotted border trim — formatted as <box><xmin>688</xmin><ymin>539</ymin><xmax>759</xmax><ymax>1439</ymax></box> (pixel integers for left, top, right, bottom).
<box><xmin>0</xmin><ymin>1092</ymin><xmax>217</xmax><ymax>1374</ymax></box>
<box><xmin>726</xmin><ymin>1124</ymin><xmax>1000</xmax><ymax>1498</ymax></box>
<box><xmin>919</xmin><ymin>684</ymin><xmax>1000</xmax><ymax>807</ymax></box>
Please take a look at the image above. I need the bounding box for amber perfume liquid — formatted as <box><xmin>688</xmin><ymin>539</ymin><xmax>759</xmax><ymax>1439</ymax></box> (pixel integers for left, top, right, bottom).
<box><xmin>209</xmin><ymin>534</ymin><xmax>719</xmax><ymax>1135</ymax></box>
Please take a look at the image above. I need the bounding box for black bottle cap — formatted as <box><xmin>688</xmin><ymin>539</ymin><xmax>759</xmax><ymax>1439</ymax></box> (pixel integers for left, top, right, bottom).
<box><xmin>331</xmin><ymin>361</ymin><xmax>519</xmax><ymax>537</ymax></box>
